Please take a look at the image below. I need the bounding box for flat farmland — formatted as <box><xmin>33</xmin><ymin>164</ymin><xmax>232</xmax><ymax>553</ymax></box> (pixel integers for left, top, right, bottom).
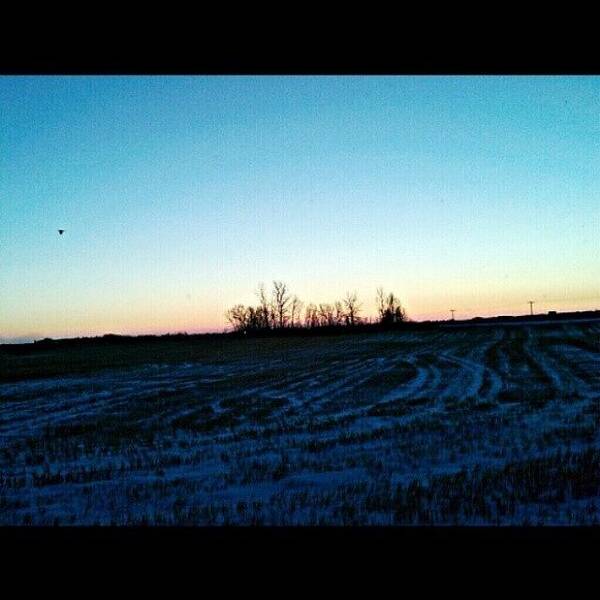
<box><xmin>1</xmin><ymin>322</ymin><xmax>600</xmax><ymax>525</ymax></box>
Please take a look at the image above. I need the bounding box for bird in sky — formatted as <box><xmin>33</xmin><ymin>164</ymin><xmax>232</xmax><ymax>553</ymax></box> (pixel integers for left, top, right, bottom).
<box><xmin>58</xmin><ymin>229</ymin><xmax>65</xmax><ymax>235</ymax></box>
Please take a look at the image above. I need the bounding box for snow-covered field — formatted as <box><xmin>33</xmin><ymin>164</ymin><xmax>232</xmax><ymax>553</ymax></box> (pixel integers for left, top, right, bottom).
<box><xmin>2</xmin><ymin>323</ymin><xmax>600</xmax><ymax>525</ymax></box>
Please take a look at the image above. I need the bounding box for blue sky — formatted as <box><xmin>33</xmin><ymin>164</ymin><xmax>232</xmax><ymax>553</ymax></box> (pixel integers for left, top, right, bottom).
<box><xmin>1</xmin><ymin>76</ymin><xmax>599</xmax><ymax>341</ymax></box>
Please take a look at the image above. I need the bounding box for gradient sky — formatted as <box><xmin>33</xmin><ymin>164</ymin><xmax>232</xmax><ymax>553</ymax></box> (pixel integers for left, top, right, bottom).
<box><xmin>1</xmin><ymin>76</ymin><xmax>599</xmax><ymax>341</ymax></box>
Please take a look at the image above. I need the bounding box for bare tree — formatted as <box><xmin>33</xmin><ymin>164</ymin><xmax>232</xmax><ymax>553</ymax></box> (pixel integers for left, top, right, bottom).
<box><xmin>225</xmin><ymin>304</ymin><xmax>249</xmax><ymax>332</ymax></box>
<box><xmin>318</xmin><ymin>303</ymin><xmax>335</xmax><ymax>327</ymax></box>
<box><xmin>305</xmin><ymin>303</ymin><xmax>319</xmax><ymax>328</ymax></box>
<box><xmin>256</xmin><ymin>283</ymin><xmax>272</xmax><ymax>330</ymax></box>
<box><xmin>228</xmin><ymin>283</ymin><xmax>405</xmax><ymax>335</ymax></box>
<box><xmin>334</xmin><ymin>301</ymin><xmax>345</xmax><ymax>326</ymax></box>
<box><xmin>376</xmin><ymin>287</ymin><xmax>386</xmax><ymax>322</ymax></box>
<box><xmin>344</xmin><ymin>291</ymin><xmax>361</xmax><ymax>326</ymax></box>
<box><xmin>245</xmin><ymin>306</ymin><xmax>263</xmax><ymax>331</ymax></box>
<box><xmin>290</xmin><ymin>295</ymin><xmax>304</xmax><ymax>328</ymax></box>
<box><xmin>272</xmin><ymin>281</ymin><xmax>291</xmax><ymax>328</ymax></box>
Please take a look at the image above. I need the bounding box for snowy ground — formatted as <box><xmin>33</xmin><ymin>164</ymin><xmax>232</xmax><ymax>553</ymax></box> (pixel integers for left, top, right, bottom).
<box><xmin>1</xmin><ymin>323</ymin><xmax>600</xmax><ymax>525</ymax></box>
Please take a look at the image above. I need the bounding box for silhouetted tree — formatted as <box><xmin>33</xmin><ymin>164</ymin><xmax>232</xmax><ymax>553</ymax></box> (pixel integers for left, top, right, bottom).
<box><xmin>376</xmin><ymin>287</ymin><xmax>406</xmax><ymax>325</ymax></box>
<box><xmin>290</xmin><ymin>295</ymin><xmax>304</xmax><ymax>328</ymax></box>
<box><xmin>305</xmin><ymin>303</ymin><xmax>319</xmax><ymax>328</ymax></box>
<box><xmin>246</xmin><ymin>306</ymin><xmax>262</xmax><ymax>331</ymax></box>
<box><xmin>226</xmin><ymin>304</ymin><xmax>249</xmax><ymax>332</ymax></box>
<box><xmin>227</xmin><ymin>284</ymin><xmax>407</xmax><ymax>335</ymax></box>
<box><xmin>344</xmin><ymin>291</ymin><xmax>361</xmax><ymax>326</ymax></box>
<box><xmin>272</xmin><ymin>281</ymin><xmax>290</xmax><ymax>328</ymax></box>
<box><xmin>376</xmin><ymin>287</ymin><xmax>386</xmax><ymax>321</ymax></box>
<box><xmin>334</xmin><ymin>301</ymin><xmax>345</xmax><ymax>326</ymax></box>
<box><xmin>257</xmin><ymin>284</ymin><xmax>272</xmax><ymax>330</ymax></box>
<box><xmin>318</xmin><ymin>303</ymin><xmax>335</xmax><ymax>327</ymax></box>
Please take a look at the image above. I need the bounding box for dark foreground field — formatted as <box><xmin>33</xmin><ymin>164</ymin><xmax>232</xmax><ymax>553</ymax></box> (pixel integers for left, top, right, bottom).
<box><xmin>1</xmin><ymin>322</ymin><xmax>600</xmax><ymax>525</ymax></box>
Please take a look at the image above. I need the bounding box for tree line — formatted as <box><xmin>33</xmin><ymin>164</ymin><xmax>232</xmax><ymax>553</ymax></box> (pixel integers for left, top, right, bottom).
<box><xmin>226</xmin><ymin>282</ymin><xmax>407</xmax><ymax>334</ymax></box>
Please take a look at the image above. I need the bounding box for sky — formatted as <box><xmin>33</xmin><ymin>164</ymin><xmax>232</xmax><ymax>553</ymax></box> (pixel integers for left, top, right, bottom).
<box><xmin>1</xmin><ymin>76</ymin><xmax>599</xmax><ymax>341</ymax></box>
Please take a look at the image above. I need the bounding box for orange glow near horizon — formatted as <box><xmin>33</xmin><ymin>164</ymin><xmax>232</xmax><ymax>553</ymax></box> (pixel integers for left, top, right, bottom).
<box><xmin>4</xmin><ymin>293</ymin><xmax>599</xmax><ymax>343</ymax></box>
<box><xmin>2</xmin><ymin>76</ymin><xmax>599</xmax><ymax>342</ymax></box>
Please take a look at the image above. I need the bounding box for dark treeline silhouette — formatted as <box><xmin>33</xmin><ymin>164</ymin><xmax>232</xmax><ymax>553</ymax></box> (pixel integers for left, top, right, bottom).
<box><xmin>376</xmin><ymin>287</ymin><xmax>407</xmax><ymax>325</ymax></box>
<box><xmin>225</xmin><ymin>281</ymin><xmax>408</xmax><ymax>336</ymax></box>
<box><xmin>5</xmin><ymin>302</ymin><xmax>599</xmax><ymax>355</ymax></box>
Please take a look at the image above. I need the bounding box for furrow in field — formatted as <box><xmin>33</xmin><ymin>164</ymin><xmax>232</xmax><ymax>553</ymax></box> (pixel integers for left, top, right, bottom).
<box><xmin>522</xmin><ymin>327</ymin><xmax>588</xmax><ymax>399</ymax></box>
<box><xmin>435</xmin><ymin>328</ymin><xmax>504</xmax><ymax>403</ymax></box>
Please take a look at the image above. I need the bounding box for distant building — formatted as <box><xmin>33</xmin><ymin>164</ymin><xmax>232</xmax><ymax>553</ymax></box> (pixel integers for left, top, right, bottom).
<box><xmin>548</xmin><ymin>310</ymin><xmax>557</xmax><ymax>316</ymax></box>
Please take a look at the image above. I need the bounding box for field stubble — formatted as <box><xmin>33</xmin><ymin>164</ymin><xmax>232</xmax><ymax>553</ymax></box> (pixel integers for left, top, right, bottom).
<box><xmin>1</xmin><ymin>323</ymin><xmax>600</xmax><ymax>525</ymax></box>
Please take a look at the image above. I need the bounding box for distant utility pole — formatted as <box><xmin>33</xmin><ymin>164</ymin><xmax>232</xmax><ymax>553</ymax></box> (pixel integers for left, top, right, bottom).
<box><xmin>450</xmin><ymin>309</ymin><xmax>456</xmax><ymax>321</ymax></box>
<box><xmin>528</xmin><ymin>300</ymin><xmax>535</xmax><ymax>316</ymax></box>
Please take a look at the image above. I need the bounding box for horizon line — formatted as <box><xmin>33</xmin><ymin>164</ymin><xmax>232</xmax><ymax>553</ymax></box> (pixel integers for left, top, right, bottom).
<box><xmin>4</xmin><ymin>307</ymin><xmax>600</xmax><ymax>345</ymax></box>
